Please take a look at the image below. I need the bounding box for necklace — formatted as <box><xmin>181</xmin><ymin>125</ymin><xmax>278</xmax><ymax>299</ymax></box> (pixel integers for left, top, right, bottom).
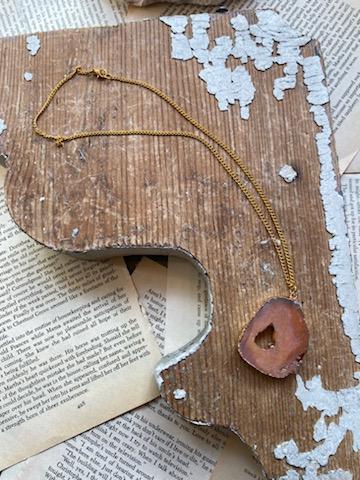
<box><xmin>33</xmin><ymin>66</ymin><xmax>309</xmax><ymax>378</ymax></box>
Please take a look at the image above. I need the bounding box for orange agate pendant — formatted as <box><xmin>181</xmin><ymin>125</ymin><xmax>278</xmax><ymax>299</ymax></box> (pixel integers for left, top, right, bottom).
<box><xmin>238</xmin><ymin>297</ymin><xmax>309</xmax><ymax>378</ymax></box>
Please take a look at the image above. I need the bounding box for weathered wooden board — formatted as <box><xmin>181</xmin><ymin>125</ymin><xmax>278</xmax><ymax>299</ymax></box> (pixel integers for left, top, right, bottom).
<box><xmin>0</xmin><ymin>12</ymin><xmax>358</xmax><ymax>478</ymax></box>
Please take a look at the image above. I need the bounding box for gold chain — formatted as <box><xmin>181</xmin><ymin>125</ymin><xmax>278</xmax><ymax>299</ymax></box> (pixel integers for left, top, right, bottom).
<box><xmin>33</xmin><ymin>66</ymin><xmax>298</xmax><ymax>299</ymax></box>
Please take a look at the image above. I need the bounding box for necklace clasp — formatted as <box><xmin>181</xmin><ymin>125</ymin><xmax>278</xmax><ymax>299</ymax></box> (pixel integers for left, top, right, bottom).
<box><xmin>93</xmin><ymin>68</ymin><xmax>111</xmax><ymax>79</ymax></box>
<box><xmin>75</xmin><ymin>66</ymin><xmax>110</xmax><ymax>79</ymax></box>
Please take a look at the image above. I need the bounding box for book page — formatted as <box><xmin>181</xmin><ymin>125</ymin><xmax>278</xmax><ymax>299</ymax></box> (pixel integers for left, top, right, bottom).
<box><xmin>346</xmin><ymin>150</ymin><xmax>360</xmax><ymax>174</ymax></box>
<box><xmin>160</xmin><ymin>0</ymin><xmax>360</xmax><ymax>174</ymax></box>
<box><xmin>1</xmin><ymin>256</ymin><xmax>230</xmax><ymax>480</ymax></box>
<box><xmin>0</xmin><ymin>167</ymin><xmax>160</xmax><ymax>470</ymax></box>
<box><xmin>0</xmin><ymin>0</ymin><xmax>126</xmax><ymax>37</ymax></box>
<box><xmin>1</xmin><ymin>402</ymin><xmax>227</xmax><ymax>480</ymax></box>
<box><xmin>132</xmin><ymin>257</ymin><xmax>167</xmax><ymax>352</ymax></box>
<box><xmin>164</xmin><ymin>256</ymin><xmax>209</xmax><ymax>355</ymax></box>
<box><xmin>342</xmin><ymin>174</ymin><xmax>360</xmax><ymax>306</ymax></box>
<box><xmin>211</xmin><ymin>434</ymin><xmax>265</xmax><ymax>480</ymax></box>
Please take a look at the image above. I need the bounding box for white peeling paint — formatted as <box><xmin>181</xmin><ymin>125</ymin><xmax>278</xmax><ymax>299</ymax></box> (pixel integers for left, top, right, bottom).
<box><xmin>260</xmin><ymin>262</ymin><xmax>274</xmax><ymax>277</ymax></box>
<box><xmin>276</xmin><ymin>374</ymin><xmax>360</xmax><ymax>479</ymax></box>
<box><xmin>24</xmin><ymin>72</ymin><xmax>33</xmax><ymax>81</ymax></box>
<box><xmin>161</xmin><ymin>13</ymin><xmax>256</xmax><ymax>117</ymax></box>
<box><xmin>173</xmin><ymin>388</ymin><xmax>187</xmax><ymax>400</ymax></box>
<box><xmin>71</xmin><ymin>227</ymin><xmax>80</xmax><ymax>238</ymax></box>
<box><xmin>274</xmin><ymin>50</ymin><xmax>360</xmax><ymax>480</ymax></box>
<box><xmin>0</xmin><ymin>119</ymin><xmax>6</xmax><ymax>135</ymax></box>
<box><xmin>279</xmin><ymin>165</ymin><xmax>298</xmax><ymax>183</ymax></box>
<box><xmin>252</xmin><ymin>10</ymin><xmax>310</xmax><ymax>101</ymax></box>
<box><xmin>26</xmin><ymin>35</ymin><xmax>41</xmax><ymax>56</ymax></box>
<box><xmin>300</xmin><ymin>55</ymin><xmax>360</xmax><ymax>363</ymax></box>
<box><xmin>189</xmin><ymin>13</ymin><xmax>210</xmax><ymax>63</ymax></box>
<box><xmin>161</xmin><ymin>10</ymin><xmax>310</xmax><ymax>118</ymax></box>
<box><xmin>160</xmin><ymin>16</ymin><xmax>192</xmax><ymax>61</ymax></box>
<box><xmin>278</xmin><ymin>469</ymin><xmax>352</xmax><ymax>480</ymax></box>
<box><xmin>302</xmin><ymin>56</ymin><xmax>329</xmax><ymax>106</ymax></box>
<box><xmin>231</xmin><ymin>14</ymin><xmax>260</xmax><ymax>65</ymax></box>
<box><xmin>196</xmin><ymin>14</ymin><xmax>256</xmax><ymax>117</ymax></box>
<box><xmin>161</xmin><ymin>11</ymin><xmax>360</xmax><ymax>478</ymax></box>
<box><xmin>161</xmin><ymin>15</ymin><xmax>188</xmax><ymax>34</ymax></box>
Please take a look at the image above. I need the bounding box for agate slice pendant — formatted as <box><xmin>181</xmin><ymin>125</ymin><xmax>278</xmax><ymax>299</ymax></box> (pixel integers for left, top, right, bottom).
<box><xmin>238</xmin><ymin>297</ymin><xmax>309</xmax><ymax>378</ymax></box>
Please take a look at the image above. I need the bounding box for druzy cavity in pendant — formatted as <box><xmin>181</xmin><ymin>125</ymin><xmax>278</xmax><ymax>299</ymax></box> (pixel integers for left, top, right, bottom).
<box><xmin>238</xmin><ymin>297</ymin><xmax>309</xmax><ymax>378</ymax></box>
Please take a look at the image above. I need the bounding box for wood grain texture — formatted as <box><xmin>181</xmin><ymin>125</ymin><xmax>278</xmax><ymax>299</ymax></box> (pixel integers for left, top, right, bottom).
<box><xmin>0</xmin><ymin>13</ymin><xmax>358</xmax><ymax>478</ymax></box>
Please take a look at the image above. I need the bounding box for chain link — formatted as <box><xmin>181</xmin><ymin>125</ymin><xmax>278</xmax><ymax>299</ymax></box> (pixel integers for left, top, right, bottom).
<box><xmin>33</xmin><ymin>66</ymin><xmax>298</xmax><ymax>299</ymax></box>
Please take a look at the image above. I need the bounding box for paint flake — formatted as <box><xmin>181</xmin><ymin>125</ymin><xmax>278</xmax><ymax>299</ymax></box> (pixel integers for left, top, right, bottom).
<box><xmin>170</xmin><ymin>34</ymin><xmax>193</xmax><ymax>61</ymax></box>
<box><xmin>26</xmin><ymin>35</ymin><xmax>41</xmax><ymax>56</ymax></box>
<box><xmin>279</xmin><ymin>165</ymin><xmax>298</xmax><ymax>183</ymax></box>
<box><xmin>189</xmin><ymin>13</ymin><xmax>210</xmax><ymax>52</ymax></box>
<box><xmin>24</xmin><ymin>72</ymin><xmax>33</xmax><ymax>81</ymax></box>
<box><xmin>260</xmin><ymin>262</ymin><xmax>274</xmax><ymax>276</ymax></box>
<box><xmin>173</xmin><ymin>388</ymin><xmax>187</xmax><ymax>400</ymax></box>
<box><xmin>71</xmin><ymin>227</ymin><xmax>80</xmax><ymax>238</ymax></box>
<box><xmin>0</xmin><ymin>119</ymin><xmax>6</xmax><ymax>135</ymax></box>
<box><xmin>160</xmin><ymin>16</ymin><xmax>192</xmax><ymax>60</ymax></box>
<box><xmin>160</xmin><ymin>15</ymin><xmax>188</xmax><ymax>34</ymax></box>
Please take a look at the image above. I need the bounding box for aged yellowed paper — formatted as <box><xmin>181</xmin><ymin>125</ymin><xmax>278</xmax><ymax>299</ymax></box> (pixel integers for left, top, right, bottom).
<box><xmin>211</xmin><ymin>434</ymin><xmax>265</xmax><ymax>480</ymax></box>
<box><xmin>0</xmin><ymin>0</ymin><xmax>126</xmax><ymax>37</ymax></box>
<box><xmin>132</xmin><ymin>256</ymin><xmax>167</xmax><ymax>351</ymax></box>
<box><xmin>342</xmin><ymin>174</ymin><xmax>360</xmax><ymax>307</ymax></box>
<box><xmin>2</xmin><ymin>257</ymin><xmax>228</xmax><ymax>480</ymax></box>
<box><xmin>164</xmin><ymin>256</ymin><xmax>209</xmax><ymax>355</ymax></box>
